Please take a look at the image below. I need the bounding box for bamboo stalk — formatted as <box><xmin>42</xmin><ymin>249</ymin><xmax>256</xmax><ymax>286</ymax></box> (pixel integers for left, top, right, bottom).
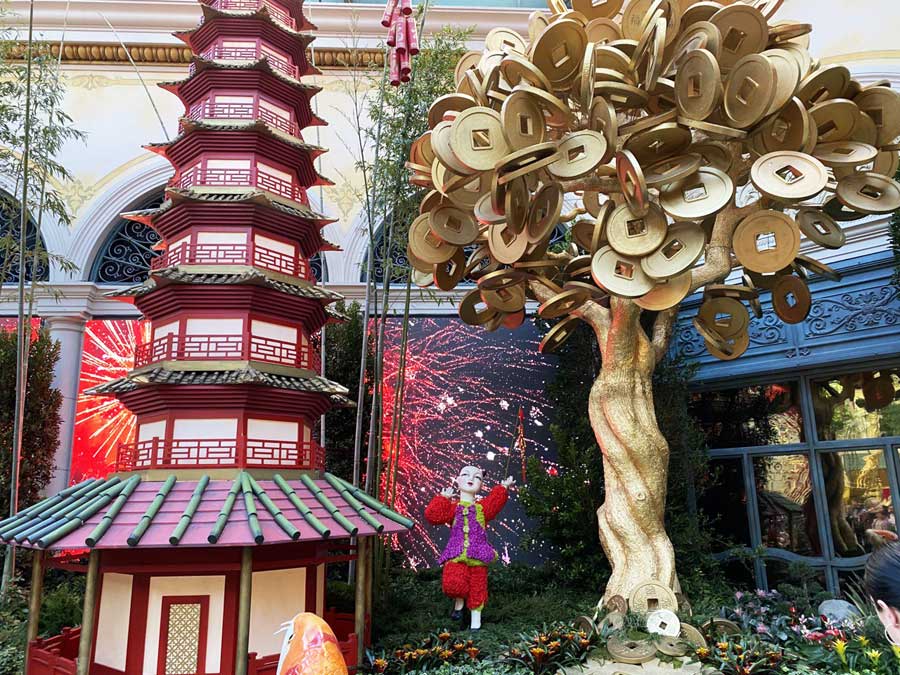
<box><xmin>0</xmin><ymin>478</ymin><xmax>96</xmax><ymax>538</ymax></box>
<box><xmin>3</xmin><ymin>0</ymin><xmax>37</xmax><ymax>598</ymax></box>
<box><xmin>235</xmin><ymin>547</ymin><xmax>253</xmax><ymax>675</ymax></box>
<box><xmin>209</xmin><ymin>474</ymin><xmax>243</xmax><ymax>544</ymax></box>
<box><xmin>299</xmin><ymin>474</ymin><xmax>357</xmax><ymax>536</ymax></box>
<box><xmin>354</xmin><ymin>536</ymin><xmax>368</xmax><ymax>667</ymax></box>
<box><xmin>23</xmin><ymin>550</ymin><xmax>43</xmax><ymax>672</ymax></box>
<box><xmin>126</xmin><ymin>475</ymin><xmax>176</xmax><ymax>547</ymax></box>
<box><xmin>35</xmin><ymin>480</ymin><xmax>128</xmax><ymax>548</ymax></box>
<box><xmin>76</xmin><ymin>550</ymin><xmax>100</xmax><ymax>675</ymax></box>
<box><xmin>240</xmin><ymin>473</ymin><xmax>264</xmax><ymax>545</ymax></box>
<box><xmin>85</xmin><ymin>474</ymin><xmax>141</xmax><ymax>546</ymax></box>
<box><xmin>272</xmin><ymin>474</ymin><xmax>330</xmax><ymax>538</ymax></box>
<box><xmin>329</xmin><ymin>475</ymin><xmax>414</xmax><ymax>529</ymax></box>
<box><xmin>169</xmin><ymin>475</ymin><xmax>210</xmax><ymax>545</ymax></box>
<box><xmin>247</xmin><ymin>475</ymin><xmax>300</xmax><ymax>541</ymax></box>
<box><xmin>9</xmin><ymin>478</ymin><xmax>119</xmax><ymax>543</ymax></box>
<box><xmin>322</xmin><ymin>473</ymin><xmax>383</xmax><ymax>532</ymax></box>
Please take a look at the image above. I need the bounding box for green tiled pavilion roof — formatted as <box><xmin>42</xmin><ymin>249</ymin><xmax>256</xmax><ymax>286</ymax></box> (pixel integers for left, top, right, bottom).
<box><xmin>0</xmin><ymin>473</ymin><xmax>412</xmax><ymax>551</ymax></box>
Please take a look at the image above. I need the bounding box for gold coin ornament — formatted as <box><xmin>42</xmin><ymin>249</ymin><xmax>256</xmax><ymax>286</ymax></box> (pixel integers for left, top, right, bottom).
<box><xmin>403</xmin><ymin>2</ymin><xmax>899</xmax><ymax>362</ymax></box>
<box><xmin>646</xmin><ymin>609</ymin><xmax>681</xmax><ymax>637</ymax></box>
<box><xmin>606</xmin><ymin>635</ymin><xmax>657</xmax><ymax>665</ymax></box>
<box><xmin>629</xmin><ymin>579</ymin><xmax>679</xmax><ymax>614</ymax></box>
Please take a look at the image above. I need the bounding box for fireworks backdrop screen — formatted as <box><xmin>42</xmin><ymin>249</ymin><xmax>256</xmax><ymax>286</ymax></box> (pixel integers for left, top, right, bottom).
<box><xmin>71</xmin><ymin>317</ymin><xmax>561</xmax><ymax>567</ymax></box>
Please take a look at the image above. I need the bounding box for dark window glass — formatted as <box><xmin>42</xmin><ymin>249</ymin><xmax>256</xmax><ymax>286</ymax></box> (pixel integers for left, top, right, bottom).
<box><xmin>819</xmin><ymin>449</ymin><xmax>894</xmax><ymax>557</ymax></box>
<box><xmin>690</xmin><ymin>382</ymin><xmax>803</xmax><ymax>449</ymax></box>
<box><xmin>811</xmin><ymin>370</ymin><xmax>900</xmax><ymax>441</ymax></box>
<box><xmin>753</xmin><ymin>454</ymin><xmax>820</xmax><ymax>555</ymax></box>
<box><xmin>698</xmin><ymin>457</ymin><xmax>751</xmax><ymax>551</ymax></box>
<box><xmin>765</xmin><ymin>558</ymin><xmax>827</xmax><ymax>596</ymax></box>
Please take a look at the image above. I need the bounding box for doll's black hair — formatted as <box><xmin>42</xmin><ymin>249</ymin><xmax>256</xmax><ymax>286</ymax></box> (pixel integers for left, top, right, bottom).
<box><xmin>865</xmin><ymin>542</ymin><xmax>900</xmax><ymax>609</ymax></box>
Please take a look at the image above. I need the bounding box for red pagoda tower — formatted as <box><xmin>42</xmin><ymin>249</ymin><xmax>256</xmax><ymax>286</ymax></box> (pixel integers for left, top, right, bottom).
<box><xmin>0</xmin><ymin>2</ymin><xmax>411</xmax><ymax>674</ymax></box>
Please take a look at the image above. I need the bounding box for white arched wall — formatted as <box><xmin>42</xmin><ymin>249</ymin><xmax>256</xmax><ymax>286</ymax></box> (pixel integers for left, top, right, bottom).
<box><xmin>68</xmin><ymin>155</ymin><xmax>173</xmax><ymax>282</ymax></box>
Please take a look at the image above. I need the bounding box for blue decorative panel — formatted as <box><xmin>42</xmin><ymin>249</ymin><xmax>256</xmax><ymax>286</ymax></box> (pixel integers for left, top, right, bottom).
<box><xmin>672</xmin><ymin>252</ymin><xmax>900</xmax><ymax>384</ymax></box>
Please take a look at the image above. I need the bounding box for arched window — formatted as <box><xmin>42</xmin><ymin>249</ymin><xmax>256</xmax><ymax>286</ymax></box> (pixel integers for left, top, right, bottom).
<box><xmin>0</xmin><ymin>192</ymin><xmax>50</xmax><ymax>283</ymax></box>
<box><xmin>360</xmin><ymin>223</ymin><xmax>569</xmax><ymax>283</ymax></box>
<box><xmin>90</xmin><ymin>190</ymin><xmax>166</xmax><ymax>284</ymax></box>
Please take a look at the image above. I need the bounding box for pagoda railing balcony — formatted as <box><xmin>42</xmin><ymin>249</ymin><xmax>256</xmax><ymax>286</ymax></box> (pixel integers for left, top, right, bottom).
<box><xmin>208</xmin><ymin>0</ymin><xmax>296</xmax><ymax>29</ymax></box>
<box><xmin>187</xmin><ymin>99</ymin><xmax>300</xmax><ymax>135</ymax></box>
<box><xmin>115</xmin><ymin>438</ymin><xmax>325</xmax><ymax>472</ymax></box>
<box><xmin>199</xmin><ymin>44</ymin><xmax>299</xmax><ymax>79</ymax></box>
<box><xmin>134</xmin><ymin>333</ymin><xmax>321</xmax><ymax>371</ymax></box>
<box><xmin>151</xmin><ymin>241</ymin><xmax>313</xmax><ymax>280</ymax></box>
<box><xmin>177</xmin><ymin>165</ymin><xmax>306</xmax><ymax>204</ymax></box>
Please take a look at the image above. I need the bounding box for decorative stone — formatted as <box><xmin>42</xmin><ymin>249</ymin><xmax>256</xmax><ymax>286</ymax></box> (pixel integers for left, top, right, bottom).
<box><xmin>818</xmin><ymin>599</ymin><xmax>861</xmax><ymax>625</ymax></box>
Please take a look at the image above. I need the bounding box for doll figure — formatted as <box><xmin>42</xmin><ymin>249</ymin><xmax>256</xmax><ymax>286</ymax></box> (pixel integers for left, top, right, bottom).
<box><xmin>425</xmin><ymin>465</ymin><xmax>515</xmax><ymax>630</ymax></box>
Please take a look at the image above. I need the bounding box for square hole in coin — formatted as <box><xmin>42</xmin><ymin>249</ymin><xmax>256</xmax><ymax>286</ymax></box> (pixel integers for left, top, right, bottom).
<box><xmin>518</xmin><ymin>113</ymin><xmax>534</xmax><ymax>137</ymax></box>
<box><xmin>662</xmin><ymin>238</ymin><xmax>685</xmax><ymax>259</ymax></box>
<box><xmin>425</xmin><ymin>231</ymin><xmax>445</xmax><ymax>247</ymax></box>
<box><xmin>446</xmin><ymin>215</ymin><xmax>462</xmax><ymax>232</ymax></box>
<box><xmin>859</xmin><ymin>184</ymin><xmax>884</xmax><ymax>199</ymax></box>
<box><xmin>755</xmin><ymin>231</ymin><xmax>776</xmax><ymax>252</ymax></box>
<box><xmin>682</xmin><ymin>182</ymin><xmax>708</xmax><ymax>202</ymax></box>
<box><xmin>865</xmin><ymin>106</ymin><xmax>884</xmax><ymax>128</ymax></box>
<box><xmin>785</xmin><ymin>291</ymin><xmax>797</xmax><ymax>307</ymax></box>
<box><xmin>737</xmin><ymin>76</ymin><xmax>759</xmax><ymax>105</ymax></box>
<box><xmin>688</xmin><ymin>73</ymin><xmax>702</xmax><ymax>99</ymax></box>
<box><xmin>647</xmin><ymin>597</ymin><xmax>659</xmax><ymax>611</ymax></box>
<box><xmin>552</xmin><ymin>43</ymin><xmax>571</xmax><ymax>69</ymax></box>
<box><xmin>817</xmin><ymin>119</ymin><xmax>838</xmax><ymax>137</ymax></box>
<box><xmin>770</xmin><ymin>117</ymin><xmax>790</xmax><ymax>143</ymax></box>
<box><xmin>626</xmin><ymin>218</ymin><xmax>647</xmax><ymax>237</ymax></box>
<box><xmin>715</xmin><ymin>312</ymin><xmax>732</xmax><ymax>328</ymax></box>
<box><xmin>775</xmin><ymin>164</ymin><xmax>804</xmax><ymax>184</ymax></box>
<box><xmin>723</xmin><ymin>27</ymin><xmax>747</xmax><ymax>53</ymax></box>
<box><xmin>568</xmin><ymin>144</ymin><xmax>586</xmax><ymax>162</ymax></box>
<box><xmin>614</xmin><ymin>260</ymin><xmax>634</xmax><ymax>279</ymax></box>
<box><xmin>472</xmin><ymin>129</ymin><xmax>493</xmax><ymax>150</ymax></box>
<box><xmin>658</xmin><ymin>619</ymin><xmax>669</xmax><ymax>631</ymax></box>
<box><xmin>831</xmin><ymin>146</ymin><xmax>855</xmax><ymax>156</ymax></box>
<box><xmin>591</xmin><ymin>0</ymin><xmax>611</xmax><ymax>7</ymax></box>
<box><xmin>501</xmin><ymin>39</ymin><xmax>517</xmax><ymax>51</ymax></box>
<box><xmin>812</xmin><ymin>220</ymin><xmax>830</xmax><ymax>235</ymax></box>
<box><xmin>810</xmin><ymin>86</ymin><xmax>829</xmax><ymax>105</ymax></box>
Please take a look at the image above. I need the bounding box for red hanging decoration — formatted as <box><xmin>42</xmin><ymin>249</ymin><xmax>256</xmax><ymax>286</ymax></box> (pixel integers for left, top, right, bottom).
<box><xmin>384</xmin><ymin>0</ymin><xmax>418</xmax><ymax>85</ymax></box>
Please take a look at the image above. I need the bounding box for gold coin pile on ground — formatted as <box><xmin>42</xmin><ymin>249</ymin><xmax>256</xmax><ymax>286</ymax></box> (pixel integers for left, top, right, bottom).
<box><xmin>405</xmin><ymin>0</ymin><xmax>900</xmax><ymax>359</ymax></box>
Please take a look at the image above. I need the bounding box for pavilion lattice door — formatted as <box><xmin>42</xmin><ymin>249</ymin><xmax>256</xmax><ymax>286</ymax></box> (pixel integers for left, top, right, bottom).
<box><xmin>158</xmin><ymin>596</ymin><xmax>209</xmax><ymax>675</ymax></box>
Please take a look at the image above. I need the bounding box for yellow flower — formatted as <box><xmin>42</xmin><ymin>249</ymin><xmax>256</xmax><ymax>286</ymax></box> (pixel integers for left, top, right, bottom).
<box><xmin>453</xmin><ymin>642</ymin><xmax>465</xmax><ymax>651</ymax></box>
<box><xmin>466</xmin><ymin>646</ymin><xmax>480</xmax><ymax>660</ymax></box>
<box><xmin>834</xmin><ymin>639</ymin><xmax>847</xmax><ymax>664</ymax></box>
<box><xmin>866</xmin><ymin>648</ymin><xmax>882</xmax><ymax>664</ymax></box>
<box><xmin>549</xmin><ymin>640</ymin><xmax>561</xmax><ymax>652</ymax></box>
<box><xmin>439</xmin><ymin>649</ymin><xmax>453</xmax><ymax>660</ymax></box>
<box><xmin>530</xmin><ymin>647</ymin><xmax>547</xmax><ymax>659</ymax></box>
<box><xmin>717</xmin><ymin>641</ymin><xmax>729</xmax><ymax>651</ymax></box>
<box><xmin>438</xmin><ymin>631</ymin><xmax>451</xmax><ymax>642</ymax></box>
<box><xmin>892</xmin><ymin>644</ymin><xmax>900</xmax><ymax>660</ymax></box>
<box><xmin>858</xmin><ymin>635</ymin><xmax>870</xmax><ymax>647</ymax></box>
<box><xmin>696</xmin><ymin>647</ymin><xmax>711</xmax><ymax>659</ymax></box>
<box><xmin>373</xmin><ymin>657</ymin><xmax>388</xmax><ymax>673</ymax></box>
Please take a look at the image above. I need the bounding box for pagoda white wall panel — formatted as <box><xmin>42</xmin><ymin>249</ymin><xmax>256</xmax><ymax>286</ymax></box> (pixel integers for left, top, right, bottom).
<box><xmin>184</xmin><ymin>317</ymin><xmax>243</xmax><ymax>336</ymax></box>
<box><xmin>173</xmin><ymin>417</ymin><xmax>238</xmax><ymax>439</ymax></box>
<box><xmin>144</xmin><ymin>575</ymin><xmax>226</xmax><ymax>675</ymax></box>
<box><xmin>94</xmin><ymin>573</ymin><xmax>133</xmax><ymax>671</ymax></box>
<box><xmin>152</xmin><ymin>321</ymin><xmax>179</xmax><ymax>340</ymax></box>
<box><xmin>254</xmin><ymin>234</ymin><xmax>293</xmax><ymax>255</ymax></box>
<box><xmin>251</xmin><ymin>319</ymin><xmax>297</xmax><ymax>343</ymax></box>
<box><xmin>249</xmin><ymin>568</ymin><xmax>307</xmax><ymax>658</ymax></box>
<box><xmin>247</xmin><ymin>418</ymin><xmax>299</xmax><ymax>441</ymax></box>
<box><xmin>195</xmin><ymin>231</ymin><xmax>246</xmax><ymax>245</ymax></box>
<box><xmin>138</xmin><ymin>420</ymin><xmax>166</xmax><ymax>443</ymax></box>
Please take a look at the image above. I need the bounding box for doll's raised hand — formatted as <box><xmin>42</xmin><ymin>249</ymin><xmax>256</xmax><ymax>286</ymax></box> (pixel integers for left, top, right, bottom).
<box><xmin>501</xmin><ymin>476</ymin><xmax>515</xmax><ymax>489</ymax></box>
<box><xmin>440</xmin><ymin>486</ymin><xmax>456</xmax><ymax>499</ymax></box>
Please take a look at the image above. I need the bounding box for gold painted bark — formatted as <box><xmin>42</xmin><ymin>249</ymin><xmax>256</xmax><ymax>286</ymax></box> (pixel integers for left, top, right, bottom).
<box><xmin>527</xmin><ymin>147</ymin><xmax>760</xmax><ymax>600</ymax></box>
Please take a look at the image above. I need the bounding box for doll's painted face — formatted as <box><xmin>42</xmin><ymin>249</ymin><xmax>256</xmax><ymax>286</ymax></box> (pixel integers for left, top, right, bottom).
<box><xmin>456</xmin><ymin>466</ymin><xmax>484</xmax><ymax>495</ymax></box>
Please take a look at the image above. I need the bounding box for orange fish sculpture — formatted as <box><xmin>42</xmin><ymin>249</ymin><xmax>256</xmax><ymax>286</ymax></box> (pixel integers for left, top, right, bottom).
<box><xmin>276</xmin><ymin>613</ymin><xmax>349</xmax><ymax>675</ymax></box>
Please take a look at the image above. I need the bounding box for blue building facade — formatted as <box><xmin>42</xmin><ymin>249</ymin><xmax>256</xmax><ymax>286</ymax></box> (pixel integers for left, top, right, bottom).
<box><xmin>673</xmin><ymin>252</ymin><xmax>900</xmax><ymax>594</ymax></box>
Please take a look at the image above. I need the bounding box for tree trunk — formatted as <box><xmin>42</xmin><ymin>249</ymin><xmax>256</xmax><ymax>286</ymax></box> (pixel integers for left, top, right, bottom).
<box><xmin>588</xmin><ymin>300</ymin><xmax>678</xmax><ymax>601</ymax></box>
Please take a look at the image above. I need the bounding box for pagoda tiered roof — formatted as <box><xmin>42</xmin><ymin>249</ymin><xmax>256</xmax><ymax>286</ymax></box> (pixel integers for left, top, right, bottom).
<box><xmin>109</xmin><ymin>268</ymin><xmax>343</xmax><ymax>302</ymax></box>
<box><xmin>0</xmin><ymin>473</ymin><xmax>409</xmax><ymax>551</ymax></box>
<box><xmin>161</xmin><ymin>57</ymin><xmax>320</xmax><ymax>95</ymax></box>
<box><xmin>175</xmin><ymin>13</ymin><xmax>318</xmax><ymax>76</ymax></box>
<box><xmin>87</xmin><ymin>365</ymin><xmax>349</xmax><ymax>397</ymax></box>
<box><xmin>197</xmin><ymin>0</ymin><xmax>316</xmax><ymax>33</ymax></box>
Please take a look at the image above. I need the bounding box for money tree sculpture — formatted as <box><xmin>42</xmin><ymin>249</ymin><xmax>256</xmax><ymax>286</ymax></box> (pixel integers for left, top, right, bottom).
<box><xmin>404</xmin><ymin>0</ymin><xmax>900</xmax><ymax>604</ymax></box>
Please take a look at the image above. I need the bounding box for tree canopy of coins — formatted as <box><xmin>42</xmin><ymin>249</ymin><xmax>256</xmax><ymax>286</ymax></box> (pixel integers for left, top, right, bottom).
<box><xmin>404</xmin><ymin>0</ymin><xmax>900</xmax><ymax>361</ymax></box>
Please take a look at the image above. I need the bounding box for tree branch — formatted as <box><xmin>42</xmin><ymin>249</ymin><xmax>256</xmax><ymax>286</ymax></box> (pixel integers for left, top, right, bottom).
<box><xmin>689</xmin><ymin>143</ymin><xmax>761</xmax><ymax>294</ymax></box>
<box><xmin>560</xmin><ymin>175</ymin><xmax>622</xmax><ymax>194</ymax></box>
<box><xmin>527</xmin><ymin>277</ymin><xmax>610</xmax><ymax>348</ymax></box>
<box><xmin>650</xmin><ymin>307</ymin><xmax>678</xmax><ymax>365</ymax></box>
